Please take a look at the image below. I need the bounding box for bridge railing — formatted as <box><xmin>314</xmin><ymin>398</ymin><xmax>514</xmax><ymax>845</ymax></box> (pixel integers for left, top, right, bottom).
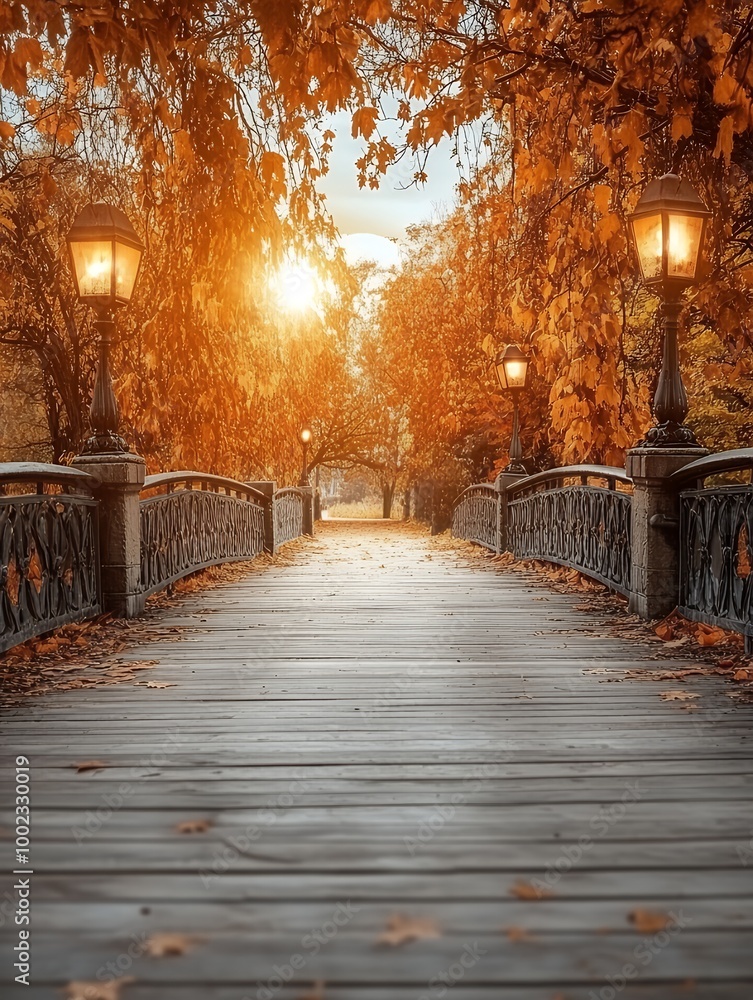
<box><xmin>0</xmin><ymin>462</ymin><xmax>315</xmax><ymax>653</ymax></box>
<box><xmin>0</xmin><ymin>464</ymin><xmax>101</xmax><ymax>652</ymax></box>
<box><xmin>139</xmin><ymin>472</ymin><xmax>269</xmax><ymax>596</ymax></box>
<box><xmin>452</xmin><ymin>449</ymin><xmax>753</xmax><ymax>649</ymax></box>
<box><xmin>506</xmin><ymin>466</ymin><xmax>633</xmax><ymax>596</ymax></box>
<box><xmin>273</xmin><ymin>487</ymin><xmax>305</xmax><ymax>549</ymax></box>
<box><xmin>451</xmin><ymin>484</ymin><xmax>499</xmax><ymax>553</ymax></box>
<box><xmin>670</xmin><ymin>449</ymin><xmax>753</xmax><ymax>647</ymax></box>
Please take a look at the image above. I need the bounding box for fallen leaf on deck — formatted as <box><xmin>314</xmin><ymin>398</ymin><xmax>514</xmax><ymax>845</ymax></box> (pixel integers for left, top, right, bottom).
<box><xmin>628</xmin><ymin>909</ymin><xmax>672</xmax><ymax>933</ymax></box>
<box><xmin>297</xmin><ymin>981</ymin><xmax>326</xmax><ymax>1000</ymax></box>
<box><xmin>137</xmin><ymin>680</ymin><xmax>176</xmax><ymax>688</ymax></box>
<box><xmin>505</xmin><ymin>925</ymin><xmax>533</xmax><ymax>942</ymax></box>
<box><xmin>377</xmin><ymin>913</ymin><xmax>441</xmax><ymax>946</ymax></box>
<box><xmin>64</xmin><ymin>977</ymin><xmax>133</xmax><ymax>1000</ymax></box>
<box><xmin>175</xmin><ymin>818</ymin><xmax>212</xmax><ymax>834</ymax></box>
<box><xmin>145</xmin><ymin>932</ymin><xmax>198</xmax><ymax>957</ymax></box>
<box><xmin>509</xmin><ymin>879</ymin><xmax>554</xmax><ymax>900</ymax></box>
<box><xmin>659</xmin><ymin>690</ymin><xmax>701</xmax><ymax>702</ymax></box>
<box><xmin>34</xmin><ymin>637</ymin><xmax>62</xmax><ymax>654</ymax></box>
<box><xmin>696</xmin><ymin>625</ymin><xmax>727</xmax><ymax>646</ymax></box>
<box><xmin>74</xmin><ymin>760</ymin><xmax>109</xmax><ymax>773</ymax></box>
<box><xmin>654</xmin><ymin>623</ymin><xmax>674</xmax><ymax>641</ymax></box>
<box><xmin>733</xmin><ymin>668</ymin><xmax>753</xmax><ymax>681</ymax></box>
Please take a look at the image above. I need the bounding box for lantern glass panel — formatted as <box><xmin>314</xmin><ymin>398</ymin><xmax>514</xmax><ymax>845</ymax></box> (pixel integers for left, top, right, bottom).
<box><xmin>114</xmin><ymin>242</ymin><xmax>142</xmax><ymax>302</ymax></box>
<box><xmin>667</xmin><ymin>212</ymin><xmax>703</xmax><ymax>281</ymax></box>
<box><xmin>70</xmin><ymin>240</ymin><xmax>113</xmax><ymax>299</ymax></box>
<box><xmin>631</xmin><ymin>212</ymin><xmax>663</xmax><ymax>282</ymax></box>
<box><xmin>503</xmin><ymin>358</ymin><xmax>528</xmax><ymax>389</ymax></box>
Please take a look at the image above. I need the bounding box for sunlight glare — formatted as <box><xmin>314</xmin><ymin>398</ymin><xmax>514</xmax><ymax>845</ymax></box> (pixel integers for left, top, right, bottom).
<box><xmin>275</xmin><ymin>259</ymin><xmax>319</xmax><ymax>313</ymax></box>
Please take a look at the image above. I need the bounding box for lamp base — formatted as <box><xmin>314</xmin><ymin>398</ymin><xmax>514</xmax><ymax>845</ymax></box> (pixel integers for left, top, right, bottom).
<box><xmin>503</xmin><ymin>462</ymin><xmax>527</xmax><ymax>474</ymax></box>
<box><xmin>82</xmin><ymin>431</ymin><xmax>129</xmax><ymax>455</ymax></box>
<box><xmin>637</xmin><ymin>421</ymin><xmax>702</xmax><ymax>449</ymax></box>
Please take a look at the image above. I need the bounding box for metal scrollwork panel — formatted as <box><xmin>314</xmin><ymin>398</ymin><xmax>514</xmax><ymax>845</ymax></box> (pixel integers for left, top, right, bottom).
<box><xmin>507</xmin><ymin>486</ymin><xmax>632</xmax><ymax>595</ymax></box>
<box><xmin>680</xmin><ymin>485</ymin><xmax>753</xmax><ymax>638</ymax></box>
<box><xmin>140</xmin><ymin>490</ymin><xmax>265</xmax><ymax>596</ymax></box>
<box><xmin>451</xmin><ymin>488</ymin><xmax>499</xmax><ymax>552</ymax></box>
<box><xmin>0</xmin><ymin>495</ymin><xmax>101</xmax><ymax>652</ymax></box>
<box><xmin>274</xmin><ymin>493</ymin><xmax>303</xmax><ymax>548</ymax></box>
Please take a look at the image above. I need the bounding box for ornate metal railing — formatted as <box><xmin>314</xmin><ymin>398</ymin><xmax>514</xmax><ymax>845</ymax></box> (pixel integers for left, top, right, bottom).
<box><xmin>0</xmin><ymin>464</ymin><xmax>101</xmax><ymax>652</ymax></box>
<box><xmin>274</xmin><ymin>487</ymin><xmax>304</xmax><ymax>548</ymax></box>
<box><xmin>451</xmin><ymin>484</ymin><xmax>499</xmax><ymax>552</ymax></box>
<box><xmin>672</xmin><ymin>450</ymin><xmax>753</xmax><ymax>647</ymax></box>
<box><xmin>506</xmin><ymin>466</ymin><xmax>633</xmax><ymax>595</ymax></box>
<box><xmin>139</xmin><ymin>472</ymin><xmax>267</xmax><ymax>596</ymax></box>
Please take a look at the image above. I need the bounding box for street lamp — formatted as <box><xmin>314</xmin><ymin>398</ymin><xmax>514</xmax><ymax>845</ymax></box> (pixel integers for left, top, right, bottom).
<box><xmin>495</xmin><ymin>344</ymin><xmax>529</xmax><ymax>474</ymax></box>
<box><xmin>67</xmin><ymin>202</ymin><xmax>144</xmax><ymax>454</ymax></box>
<box><xmin>628</xmin><ymin>173</ymin><xmax>711</xmax><ymax>447</ymax></box>
<box><xmin>299</xmin><ymin>427</ymin><xmax>312</xmax><ymax>486</ymax></box>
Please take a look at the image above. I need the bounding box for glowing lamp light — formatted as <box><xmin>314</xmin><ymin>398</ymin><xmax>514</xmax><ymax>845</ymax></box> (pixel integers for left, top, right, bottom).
<box><xmin>67</xmin><ymin>202</ymin><xmax>144</xmax><ymax>309</ymax></box>
<box><xmin>495</xmin><ymin>344</ymin><xmax>530</xmax><ymax>392</ymax></box>
<box><xmin>628</xmin><ymin>174</ymin><xmax>710</xmax><ymax>293</ymax></box>
<box><xmin>299</xmin><ymin>428</ymin><xmax>312</xmax><ymax>486</ymax></box>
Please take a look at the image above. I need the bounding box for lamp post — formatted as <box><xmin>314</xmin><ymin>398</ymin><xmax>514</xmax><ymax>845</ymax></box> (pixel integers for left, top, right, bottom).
<box><xmin>495</xmin><ymin>344</ymin><xmax>530</xmax><ymax>474</ymax></box>
<box><xmin>628</xmin><ymin>173</ymin><xmax>710</xmax><ymax>447</ymax></box>
<box><xmin>299</xmin><ymin>427</ymin><xmax>312</xmax><ymax>486</ymax></box>
<box><xmin>66</xmin><ymin>202</ymin><xmax>144</xmax><ymax>454</ymax></box>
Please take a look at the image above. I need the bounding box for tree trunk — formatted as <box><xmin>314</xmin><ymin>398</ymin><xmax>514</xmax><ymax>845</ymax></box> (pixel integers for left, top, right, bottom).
<box><xmin>402</xmin><ymin>488</ymin><xmax>411</xmax><ymax>520</ymax></box>
<box><xmin>382</xmin><ymin>481</ymin><xmax>395</xmax><ymax>519</ymax></box>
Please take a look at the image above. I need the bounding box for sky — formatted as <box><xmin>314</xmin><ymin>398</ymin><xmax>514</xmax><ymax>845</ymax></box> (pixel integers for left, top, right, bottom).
<box><xmin>319</xmin><ymin>110</ymin><xmax>460</xmax><ymax>268</ymax></box>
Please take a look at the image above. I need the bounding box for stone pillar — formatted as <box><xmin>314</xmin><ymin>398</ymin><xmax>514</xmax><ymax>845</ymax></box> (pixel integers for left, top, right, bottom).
<box><xmin>494</xmin><ymin>471</ymin><xmax>527</xmax><ymax>554</ymax></box>
<box><xmin>625</xmin><ymin>447</ymin><xmax>707</xmax><ymax>618</ymax></box>
<box><xmin>246</xmin><ymin>481</ymin><xmax>276</xmax><ymax>554</ymax></box>
<box><xmin>299</xmin><ymin>485</ymin><xmax>315</xmax><ymax>536</ymax></box>
<box><xmin>71</xmin><ymin>452</ymin><xmax>146</xmax><ymax>617</ymax></box>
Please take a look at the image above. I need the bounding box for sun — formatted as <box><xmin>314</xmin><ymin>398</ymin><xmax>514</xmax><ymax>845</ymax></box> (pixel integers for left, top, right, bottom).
<box><xmin>274</xmin><ymin>258</ymin><xmax>319</xmax><ymax>313</ymax></box>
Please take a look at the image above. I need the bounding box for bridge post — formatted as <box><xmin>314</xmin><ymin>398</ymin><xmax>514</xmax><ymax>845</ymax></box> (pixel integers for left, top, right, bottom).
<box><xmin>625</xmin><ymin>446</ymin><xmax>707</xmax><ymax>618</ymax></box>
<box><xmin>71</xmin><ymin>452</ymin><xmax>146</xmax><ymax>617</ymax></box>
<box><xmin>299</xmin><ymin>485</ymin><xmax>315</xmax><ymax>536</ymax></box>
<box><xmin>246</xmin><ymin>481</ymin><xmax>276</xmax><ymax>554</ymax></box>
<box><xmin>494</xmin><ymin>471</ymin><xmax>527</xmax><ymax>554</ymax></box>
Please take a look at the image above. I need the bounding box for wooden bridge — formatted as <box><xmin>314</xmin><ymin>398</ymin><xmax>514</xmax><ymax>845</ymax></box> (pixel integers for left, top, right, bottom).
<box><xmin>2</xmin><ymin>519</ymin><xmax>752</xmax><ymax>999</ymax></box>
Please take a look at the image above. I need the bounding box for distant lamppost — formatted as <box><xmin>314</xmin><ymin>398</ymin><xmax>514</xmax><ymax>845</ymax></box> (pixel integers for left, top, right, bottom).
<box><xmin>495</xmin><ymin>344</ymin><xmax>530</xmax><ymax>474</ymax></box>
<box><xmin>67</xmin><ymin>202</ymin><xmax>144</xmax><ymax>454</ymax></box>
<box><xmin>628</xmin><ymin>173</ymin><xmax>711</xmax><ymax>447</ymax></box>
<box><xmin>299</xmin><ymin>427</ymin><xmax>312</xmax><ymax>486</ymax></box>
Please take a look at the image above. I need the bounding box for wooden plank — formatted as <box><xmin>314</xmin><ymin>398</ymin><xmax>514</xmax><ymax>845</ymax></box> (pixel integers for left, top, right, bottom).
<box><xmin>1</xmin><ymin>519</ymin><xmax>752</xmax><ymax>995</ymax></box>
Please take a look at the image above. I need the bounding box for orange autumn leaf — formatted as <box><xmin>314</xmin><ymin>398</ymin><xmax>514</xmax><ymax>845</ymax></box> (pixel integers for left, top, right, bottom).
<box><xmin>509</xmin><ymin>880</ymin><xmax>554</xmax><ymax>900</ymax></box>
<box><xmin>628</xmin><ymin>909</ymin><xmax>673</xmax><ymax>933</ymax></box>
<box><xmin>377</xmin><ymin>913</ymin><xmax>441</xmax><ymax>946</ymax></box>
<box><xmin>74</xmin><ymin>760</ymin><xmax>109</xmax><ymax>773</ymax></box>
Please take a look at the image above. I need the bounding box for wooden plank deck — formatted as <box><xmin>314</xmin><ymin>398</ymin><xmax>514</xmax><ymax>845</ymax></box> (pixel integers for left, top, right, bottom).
<box><xmin>2</xmin><ymin>519</ymin><xmax>753</xmax><ymax>999</ymax></box>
